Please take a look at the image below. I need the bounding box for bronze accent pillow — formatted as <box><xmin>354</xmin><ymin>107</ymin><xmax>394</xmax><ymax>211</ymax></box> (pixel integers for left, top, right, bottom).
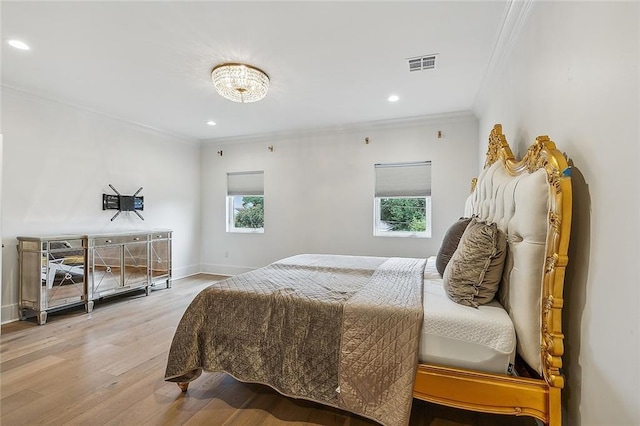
<box><xmin>443</xmin><ymin>218</ymin><xmax>507</xmax><ymax>307</ymax></box>
<box><xmin>436</xmin><ymin>217</ymin><xmax>472</xmax><ymax>277</ymax></box>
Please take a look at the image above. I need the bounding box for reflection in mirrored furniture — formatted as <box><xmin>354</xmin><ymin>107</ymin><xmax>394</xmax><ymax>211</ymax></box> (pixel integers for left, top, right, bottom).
<box><xmin>18</xmin><ymin>230</ymin><xmax>172</xmax><ymax>325</ymax></box>
<box><xmin>17</xmin><ymin>235</ymin><xmax>90</xmax><ymax>325</ymax></box>
<box><xmin>150</xmin><ymin>230</ymin><xmax>172</xmax><ymax>288</ymax></box>
<box><xmin>88</xmin><ymin>232</ymin><xmax>151</xmax><ymax>300</ymax></box>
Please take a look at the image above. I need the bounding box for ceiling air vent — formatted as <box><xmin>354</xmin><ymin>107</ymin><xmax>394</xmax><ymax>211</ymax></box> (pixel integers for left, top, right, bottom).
<box><xmin>408</xmin><ymin>54</ymin><xmax>438</xmax><ymax>72</ymax></box>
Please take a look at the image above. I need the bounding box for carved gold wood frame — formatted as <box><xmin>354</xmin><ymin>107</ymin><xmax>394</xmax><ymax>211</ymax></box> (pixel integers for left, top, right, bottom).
<box><xmin>413</xmin><ymin>124</ymin><xmax>572</xmax><ymax>426</ymax></box>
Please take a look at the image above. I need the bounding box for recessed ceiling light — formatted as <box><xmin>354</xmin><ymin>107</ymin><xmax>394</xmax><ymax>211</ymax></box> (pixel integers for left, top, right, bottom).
<box><xmin>7</xmin><ymin>39</ymin><xmax>30</xmax><ymax>50</ymax></box>
<box><xmin>388</xmin><ymin>95</ymin><xmax>399</xmax><ymax>102</ymax></box>
<box><xmin>206</xmin><ymin>120</ymin><xmax>217</xmax><ymax>126</ymax></box>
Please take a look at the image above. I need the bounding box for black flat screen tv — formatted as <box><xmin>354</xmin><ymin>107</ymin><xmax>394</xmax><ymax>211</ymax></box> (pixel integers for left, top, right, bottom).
<box><xmin>102</xmin><ymin>194</ymin><xmax>144</xmax><ymax>211</ymax></box>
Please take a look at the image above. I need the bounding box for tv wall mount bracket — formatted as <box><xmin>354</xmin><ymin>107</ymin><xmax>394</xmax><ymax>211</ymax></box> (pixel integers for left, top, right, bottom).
<box><xmin>102</xmin><ymin>184</ymin><xmax>144</xmax><ymax>221</ymax></box>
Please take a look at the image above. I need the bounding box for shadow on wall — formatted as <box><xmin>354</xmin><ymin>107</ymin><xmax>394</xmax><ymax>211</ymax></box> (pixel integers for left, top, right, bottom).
<box><xmin>562</xmin><ymin>163</ymin><xmax>589</xmax><ymax>426</ymax></box>
<box><xmin>562</xmin><ymin>164</ymin><xmax>635</xmax><ymax>424</ymax></box>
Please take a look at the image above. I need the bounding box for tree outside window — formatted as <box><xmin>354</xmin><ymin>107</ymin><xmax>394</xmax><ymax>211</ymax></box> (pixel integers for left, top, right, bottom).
<box><xmin>234</xmin><ymin>196</ymin><xmax>264</xmax><ymax>229</ymax></box>
<box><xmin>379</xmin><ymin>198</ymin><xmax>426</xmax><ymax>232</ymax></box>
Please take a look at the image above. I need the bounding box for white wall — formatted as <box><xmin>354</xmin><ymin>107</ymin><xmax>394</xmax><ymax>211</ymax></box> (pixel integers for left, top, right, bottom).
<box><xmin>200</xmin><ymin>113</ymin><xmax>479</xmax><ymax>275</ymax></box>
<box><xmin>475</xmin><ymin>2</ymin><xmax>639</xmax><ymax>425</ymax></box>
<box><xmin>1</xmin><ymin>89</ymin><xmax>202</xmax><ymax>322</ymax></box>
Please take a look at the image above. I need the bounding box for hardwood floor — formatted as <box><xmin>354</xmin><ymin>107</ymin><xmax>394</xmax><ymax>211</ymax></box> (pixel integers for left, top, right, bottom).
<box><xmin>1</xmin><ymin>275</ymin><xmax>537</xmax><ymax>426</ymax></box>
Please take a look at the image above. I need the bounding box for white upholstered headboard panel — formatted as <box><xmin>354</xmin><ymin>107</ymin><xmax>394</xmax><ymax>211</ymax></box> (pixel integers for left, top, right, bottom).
<box><xmin>464</xmin><ymin>124</ymin><xmax>571</xmax><ymax>385</ymax></box>
<box><xmin>469</xmin><ymin>163</ymin><xmax>549</xmax><ymax>374</ymax></box>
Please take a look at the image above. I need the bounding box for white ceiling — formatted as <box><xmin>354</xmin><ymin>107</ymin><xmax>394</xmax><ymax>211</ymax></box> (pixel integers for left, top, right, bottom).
<box><xmin>2</xmin><ymin>1</ymin><xmax>512</xmax><ymax>143</ymax></box>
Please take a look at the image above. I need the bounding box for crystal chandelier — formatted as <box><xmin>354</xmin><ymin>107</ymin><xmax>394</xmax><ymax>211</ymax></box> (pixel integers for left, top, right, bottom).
<box><xmin>211</xmin><ymin>63</ymin><xmax>270</xmax><ymax>103</ymax></box>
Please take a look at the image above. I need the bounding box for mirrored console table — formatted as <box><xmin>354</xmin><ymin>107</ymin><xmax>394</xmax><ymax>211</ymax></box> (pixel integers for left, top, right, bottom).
<box><xmin>18</xmin><ymin>230</ymin><xmax>172</xmax><ymax>325</ymax></box>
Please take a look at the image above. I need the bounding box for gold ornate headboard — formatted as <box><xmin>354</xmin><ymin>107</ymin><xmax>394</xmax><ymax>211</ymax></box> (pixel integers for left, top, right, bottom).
<box><xmin>470</xmin><ymin>124</ymin><xmax>572</xmax><ymax>388</ymax></box>
<box><xmin>414</xmin><ymin>124</ymin><xmax>571</xmax><ymax>426</ymax></box>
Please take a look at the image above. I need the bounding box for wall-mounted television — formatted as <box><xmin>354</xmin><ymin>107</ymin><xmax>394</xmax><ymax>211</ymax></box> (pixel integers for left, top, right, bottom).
<box><xmin>102</xmin><ymin>185</ymin><xmax>144</xmax><ymax>221</ymax></box>
<box><xmin>103</xmin><ymin>194</ymin><xmax>144</xmax><ymax>212</ymax></box>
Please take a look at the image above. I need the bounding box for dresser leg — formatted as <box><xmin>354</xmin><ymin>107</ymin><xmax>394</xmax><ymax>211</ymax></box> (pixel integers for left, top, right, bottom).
<box><xmin>38</xmin><ymin>311</ymin><xmax>48</xmax><ymax>325</ymax></box>
<box><xmin>86</xmin><ymin>301</ymin><xmax>94</xmax><ymax>313</ymax></box>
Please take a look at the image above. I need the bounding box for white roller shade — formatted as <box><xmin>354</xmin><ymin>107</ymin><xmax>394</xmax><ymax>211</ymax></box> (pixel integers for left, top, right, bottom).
<box><xmin>374</xmin><ymin>161</ymin><xmax>431</xmax><ymax>197</ymax></box>
<box><xmin>227</xmin><ymin>171</ymin><xmax>264</xmax><ymax>196</ymax></box>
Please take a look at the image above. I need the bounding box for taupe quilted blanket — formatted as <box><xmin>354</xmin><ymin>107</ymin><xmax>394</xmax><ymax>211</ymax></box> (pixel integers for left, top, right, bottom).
<box><xmin>164</xmin><ymin>254</ymin><xmax>425</xmax><ymax>426</ymax></box>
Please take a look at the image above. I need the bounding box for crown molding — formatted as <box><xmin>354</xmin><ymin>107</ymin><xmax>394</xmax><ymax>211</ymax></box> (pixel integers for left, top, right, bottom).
<box><xmin>473</xmin><ymin>0</ymin><xmax>535</xmax><ymax>113</ymax></box>
<box><xmin>201</xmin><ymin>110</ymin><xmax>477</xmax><ymax>146</ymax></box>
<box><xmin>1</xmin><ymin>84</ymin><xmax>200</xmax><ymax>146</ymax></box>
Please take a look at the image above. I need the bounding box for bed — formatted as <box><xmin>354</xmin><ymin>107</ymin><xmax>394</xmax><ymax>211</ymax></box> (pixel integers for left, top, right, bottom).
<box><xmin>164</xmin><ymin>124</ymin><xmax>572</xmax><ymax>426</ymax></box>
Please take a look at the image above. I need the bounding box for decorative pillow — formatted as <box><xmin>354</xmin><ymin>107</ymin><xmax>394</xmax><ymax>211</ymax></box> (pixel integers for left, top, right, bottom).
<box><xmin>436</xmin><ymin>217</ymin><xmax>472</xmax><ymax>277</ymax></box>
<box><xmin>443</xmin><ymin>218</ymin><xmax>507</xmax><ymax>307</ymax></box>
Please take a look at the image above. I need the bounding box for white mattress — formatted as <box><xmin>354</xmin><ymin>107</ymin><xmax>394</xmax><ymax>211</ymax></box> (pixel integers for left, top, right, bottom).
<box><xmin>419</xmin><ymin>256</ymin><xmax>516</xmax><ymax>374</ymax></box>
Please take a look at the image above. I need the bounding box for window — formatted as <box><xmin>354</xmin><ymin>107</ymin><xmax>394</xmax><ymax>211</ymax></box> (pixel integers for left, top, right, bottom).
<box><xmin>227</xmin><ymin>171</ymin><xmax>264</xmax><ymax>233</ymax></box>
<box><xmin>374</xmin><ymin>161</ymin><xmax>432</xmax><ymax>237</ymax></box>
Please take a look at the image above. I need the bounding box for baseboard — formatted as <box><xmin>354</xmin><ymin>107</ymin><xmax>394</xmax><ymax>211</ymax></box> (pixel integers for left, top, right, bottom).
<box><xmin>171</xmin><ymin>264</ymin><xmax>201</xmax><ymax>280</ymax></box>
<box><xmin>200</xmin><ymin>263</ymin><xmax>256</xmax><ymax>276</ymax></box>
<box><xmin>1</xmin><ymin>303</ymin><xmax>19</xmax><ymax>325</ymax></box>
<box><xmin>1</xmin><ymin>263</ymin><xmax>203</xmax><ymax>325</ymax></box>
<box><xmin>0</xmin><ymin>263</ymin><xmax>245</xmax><ymax>325</ymax></box>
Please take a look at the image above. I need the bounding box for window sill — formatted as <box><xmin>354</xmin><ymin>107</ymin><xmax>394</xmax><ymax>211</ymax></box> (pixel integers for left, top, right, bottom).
<box><xmin>227</xmin><ymin>229</ymin><xmax>264</xmax><ymax>234</ymax></box>
<box><xmin>374</xmin><ymin>232</ymin><xmax>430</xmax><ymax>238</ymax></box>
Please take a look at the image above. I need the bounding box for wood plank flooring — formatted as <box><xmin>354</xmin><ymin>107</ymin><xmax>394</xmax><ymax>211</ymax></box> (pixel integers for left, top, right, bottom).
<box><xmin>1</xmin><ymin>275</ymin><xmax>537</xmax><ymax>426</ymax></box>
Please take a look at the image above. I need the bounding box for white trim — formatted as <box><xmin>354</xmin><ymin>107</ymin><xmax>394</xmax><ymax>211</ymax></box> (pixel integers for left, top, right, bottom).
<box><xmin>373</xmin><ymin>232</ymin><xmax>430</xmax><ymax>239</ymax></box>
<box><xmin>3</xmin><ymin>85</ymin><xmax>478</xmax><ymax>148</ymax></box>
<box><xmin>227</xmin><ymin>228</ymin><xmax>265</xmax><ymax>234</ymax></box>
<box><xmin>473</xmin><ymin>0</ymin><xmax>535</xmax><ymax>113</ymax></box>
<box><xmin>200</xmin><ymin>263</ymin><xmax>256</xmax><ymax>276</ymax></box>
<box><xmin>203</xmin><ymin>110</ymin><xmax>477</xmax><ymax>146</ymax></box>
<box><xmin>1</xmin><ymin>263</ymin><xmax>201</xmax><ymax>324</ymax></box>
<box><xmin>196</xmin><ymin>272</ymin><xmax>233</xmax><ymax>278</ymax></box>
<box><xmin>1</xmin><ymin>304</ymin><xmax>19</xmax><ymax>325</ymax></box>
<box><xmin>1</xmin><ymin>85</ymin><xmax>200</xmax><ymax>146</ymax></box>
<box><xmin>171</xmin><ymin>264</ymin><xmax>201</xmax><ymax>280</ymax></box>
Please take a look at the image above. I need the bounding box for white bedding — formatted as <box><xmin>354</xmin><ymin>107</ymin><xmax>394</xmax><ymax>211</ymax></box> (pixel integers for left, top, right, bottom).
<box><xmin>419</xmin><ymin>256</ymin><xmax>516</xmax><ymax>374</ymax></box>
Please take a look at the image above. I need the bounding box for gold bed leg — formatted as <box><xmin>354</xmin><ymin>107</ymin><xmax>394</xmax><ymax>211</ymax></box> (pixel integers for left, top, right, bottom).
<box><xmin>177</xmin><ymin>382</ymin><xmax>189</xmax><ymax>392</ymax></box>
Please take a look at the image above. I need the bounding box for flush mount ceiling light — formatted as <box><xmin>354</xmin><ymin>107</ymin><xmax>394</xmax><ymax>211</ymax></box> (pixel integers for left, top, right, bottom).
<box><xmin>211</xmin><ymin>63</ymin><xmax>270</xmax><ymax>103</ymax></box>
